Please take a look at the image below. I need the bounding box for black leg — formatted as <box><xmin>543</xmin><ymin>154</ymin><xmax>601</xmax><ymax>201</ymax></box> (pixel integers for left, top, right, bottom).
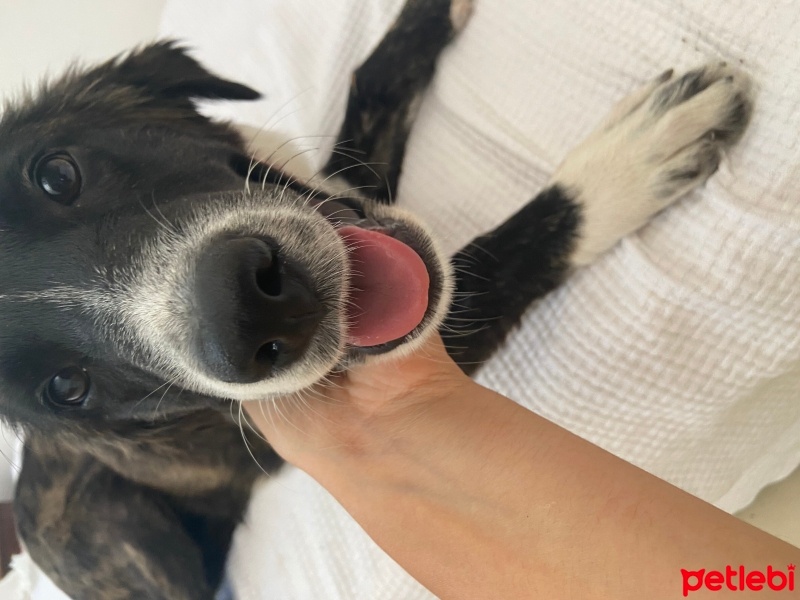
<box><xmin>443</xmin><ymin>186</ymin><xmax>581</xmax><ymax>374</ymax></box>
<box><xmin>323</xmin><ymin>0</ymin><xmax>471</xmax><ymax>202</ymax></box>
<box><xmin>442</xmin><ymin>65</ymin><xmax>753</xmax><ymax>374</ymax></box>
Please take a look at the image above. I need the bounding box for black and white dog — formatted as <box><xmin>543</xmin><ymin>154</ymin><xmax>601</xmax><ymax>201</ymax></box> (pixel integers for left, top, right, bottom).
<box><xmin>0</xmin><ymin>1</ymin><xmax>751</xmax><ymax>598</ymax></box>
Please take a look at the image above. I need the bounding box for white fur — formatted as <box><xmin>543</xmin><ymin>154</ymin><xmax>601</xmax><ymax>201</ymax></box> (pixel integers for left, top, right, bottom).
<box><xmin>552</xmin><ymin>63</ymin><xmax>752</xmax><ymax>266</ymax></box>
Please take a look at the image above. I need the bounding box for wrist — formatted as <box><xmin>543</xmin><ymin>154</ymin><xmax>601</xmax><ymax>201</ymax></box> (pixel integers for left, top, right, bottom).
<box><xmin>300</xmin><ymin>377</ymin><xmax>522</xmax><ymax>514</ymax></box>
<box><xmin>299</xmin><ymin>374</ymin><xmax>480</xmax><ymax>484</ymax></box>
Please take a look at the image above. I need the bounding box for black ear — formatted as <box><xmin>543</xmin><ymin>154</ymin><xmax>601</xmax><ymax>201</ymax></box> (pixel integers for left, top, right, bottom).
<box><xmin>101</xmin><ymin>40</ymin><xmax>261</xmax><ymax>102</ymax></box>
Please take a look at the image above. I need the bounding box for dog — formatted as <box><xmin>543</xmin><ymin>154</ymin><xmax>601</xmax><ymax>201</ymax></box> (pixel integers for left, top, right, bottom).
<box><xmin>0</xmin><ymin>0</ymin><xmax>752</xmax><ymax>598</ymax></box>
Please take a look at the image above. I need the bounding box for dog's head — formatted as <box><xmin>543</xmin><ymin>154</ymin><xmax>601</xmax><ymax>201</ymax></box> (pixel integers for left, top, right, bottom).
<box><xmin>0</xmin><ymin>42</ymin><xmax>451</xmax><ymax>432</ymax></box>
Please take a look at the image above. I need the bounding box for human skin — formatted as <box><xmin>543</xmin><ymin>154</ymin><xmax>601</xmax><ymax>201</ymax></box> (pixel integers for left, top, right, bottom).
<box><xmin>245</xmin><ymin>335</ymin><xmax>800</xmax><ymax>599</ymax></box>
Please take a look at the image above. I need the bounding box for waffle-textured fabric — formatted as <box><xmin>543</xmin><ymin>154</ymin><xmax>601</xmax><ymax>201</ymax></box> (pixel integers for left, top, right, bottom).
<box><xmin>5</xmin><ymin>0</ymin><xmax>799</xmax><ymax>598</ymax></box>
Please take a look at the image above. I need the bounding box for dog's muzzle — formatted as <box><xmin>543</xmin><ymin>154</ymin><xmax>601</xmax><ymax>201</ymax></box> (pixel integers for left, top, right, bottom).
<box><xmin>182</xmin><ymin>193</ymin><xmax>443</xmax><ymax>389</ymax></box>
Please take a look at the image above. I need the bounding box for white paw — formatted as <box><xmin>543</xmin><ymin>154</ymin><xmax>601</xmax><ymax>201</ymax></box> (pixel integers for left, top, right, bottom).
<box><xmin>553</xmin><ymin>63</ymin><xmax>754</xmax><ymax>266</ymax></box>
<box><xmin>450</xmin><ymin>0</ymin><xmax>474</xmax><ymax>32</ymax></box>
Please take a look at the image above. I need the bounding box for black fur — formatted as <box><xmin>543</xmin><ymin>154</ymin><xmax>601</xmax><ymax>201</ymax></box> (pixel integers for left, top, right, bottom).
<box><xmin>1</xmin><ymin>42</ymin><xmax>283</xmax><ymax>599</ymax></box>
<box><xmin>324</xmin><ymin>0</ymin><xmax>462</xmax><ymax>202</ymax></box>
<box><xmin>445</xmin><ymin>186</ymin><xmax>581</xmax><ymax>372</ymax></box>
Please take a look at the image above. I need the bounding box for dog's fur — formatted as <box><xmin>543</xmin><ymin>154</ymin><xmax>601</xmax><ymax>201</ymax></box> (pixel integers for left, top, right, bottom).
<box><xmin>0</xmin><ymin>1</ymin><xmax>753</xmax><ymax>598</ymax></box>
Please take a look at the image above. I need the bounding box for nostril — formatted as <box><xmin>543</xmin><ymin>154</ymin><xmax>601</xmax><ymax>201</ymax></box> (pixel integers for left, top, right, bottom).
<box><xmin>256</xmin><ymin>253</ymin><xmax>282</xmax><ymax>297</ymax></box>
<box><xmin>193</xmin><ymin>236</ymin><xmax>322</xmax><ymax>383</ymax></box>
<box><xmin>255</xmin><ymin>340</ymin><xmax>283</xmax><ymax>368</ymax></box>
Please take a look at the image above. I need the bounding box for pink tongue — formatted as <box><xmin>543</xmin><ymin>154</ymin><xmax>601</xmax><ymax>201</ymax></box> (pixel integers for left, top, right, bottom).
<box><xmin>338</xmin><ymin>226</ymin><xmax>430</xmax><ymax>347</ymax></box>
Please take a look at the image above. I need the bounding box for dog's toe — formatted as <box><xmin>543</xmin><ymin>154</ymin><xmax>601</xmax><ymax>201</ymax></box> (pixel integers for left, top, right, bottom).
<box><xmin>650</xmin><ymin>64</ymin><xmax>753</xmax><ymax>143</ymax></box>
<box><xmin>646</xmin><ymin>65</ymin><xmax>753</xmax><ymax>199</ymax></box>
<box><xmin>651</xmin><ymin>63</ymin><xmax>742</xmax><ymax>112</ymax></box>
<box><xmin>600</xmin><ymin>68</ymin><xmax>675</xmax><ymax>129</ymax></box>
<box><xmin>450</xmin><ymin>0</ymin><xmax>475</xmax><ymax>31</ymax></box>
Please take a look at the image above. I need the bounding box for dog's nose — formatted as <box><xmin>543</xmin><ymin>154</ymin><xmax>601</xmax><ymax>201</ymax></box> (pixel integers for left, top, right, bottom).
<box><xmin>193</xmin><ymin>237</ymin><xmax>322</xmax><ymax>383</ymax></box>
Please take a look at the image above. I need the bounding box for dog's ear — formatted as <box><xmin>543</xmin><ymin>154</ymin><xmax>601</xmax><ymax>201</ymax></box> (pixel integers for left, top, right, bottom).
<box><xmin>99</xmin><ymin>40</ymin><xmax>261</xmax><ymax>103</ymax></box>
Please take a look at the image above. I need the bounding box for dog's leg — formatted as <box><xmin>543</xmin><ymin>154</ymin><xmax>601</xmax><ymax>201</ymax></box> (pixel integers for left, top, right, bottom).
<box><xmin>445</xmin><ymin>65</ymin><xmax>753</xmax><ymax>372</ymax></box>
<box><xmin>15</xmin><ymin>437</ymin><xmax>232</xmax><ymax>600</ymax></box>
<box><xmin>323</xmin><ymin>0</ymin><xmax>473</xmax><ymax>202</ymax></box>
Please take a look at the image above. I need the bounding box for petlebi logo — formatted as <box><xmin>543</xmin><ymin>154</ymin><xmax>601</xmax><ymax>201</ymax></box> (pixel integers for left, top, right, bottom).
<box><xmin>681</xmin><ymin>564</ymin><xmax>795</xmax><ymax>596</ymax></box>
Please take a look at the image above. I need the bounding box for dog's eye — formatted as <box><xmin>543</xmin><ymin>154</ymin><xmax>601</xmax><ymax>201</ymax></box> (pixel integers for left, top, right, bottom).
<box><xmin>33</xmin><ymin>154</ymin><xmax>82</xmax><ymax>203</ymax></box>
<box><xmin>46</xmin><ymin>367</ymin><xmax>90</xmax><ymax>407</ymax></box>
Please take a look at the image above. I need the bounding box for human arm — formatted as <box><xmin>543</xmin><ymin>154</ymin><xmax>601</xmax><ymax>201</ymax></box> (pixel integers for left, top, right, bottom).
<box><xmin>245</xmin><ymin>335</ymin><xmax>800</xmax><ymax>599</ymax></box>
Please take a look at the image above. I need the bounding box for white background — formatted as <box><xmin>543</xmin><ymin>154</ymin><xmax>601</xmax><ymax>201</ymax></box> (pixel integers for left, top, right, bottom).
<box><xmin>0</xmin><ymin>1</ymin><xmax>166</xmax><ymax>93</ymax></box>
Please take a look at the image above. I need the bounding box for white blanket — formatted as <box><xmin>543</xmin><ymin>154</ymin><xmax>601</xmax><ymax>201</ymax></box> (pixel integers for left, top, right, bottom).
<box><xmin>159</xmin><ymin>0</ymin><xmax>800</xmax><ymax>598</ymax></box>
<box><xmin>7</xmin><ymin>0</ymin><xmax>800</xmax><ymax>598</ymax></box>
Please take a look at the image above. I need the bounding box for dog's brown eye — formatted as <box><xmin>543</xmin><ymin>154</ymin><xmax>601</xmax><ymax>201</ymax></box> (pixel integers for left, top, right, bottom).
<box><xmin>46</xmin><ymin>367</ymin><xmax>90</xmax><ymax>406</ymax></box>
<box><xmin>34</xmin><ymin>154</ymin><xmax>81</xmax><ymax>203</ymax></box>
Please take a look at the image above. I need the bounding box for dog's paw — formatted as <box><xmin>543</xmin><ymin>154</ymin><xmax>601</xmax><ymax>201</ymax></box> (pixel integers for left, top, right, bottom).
<box><xmin>553</xmin><ymin>63</ymin><xmax>754</xmax><ymax>266</ymax></box>
<box><xmin>450</xmin><ymin>0</ymin><xmax>474</xmax><ymax>32</ymax></box>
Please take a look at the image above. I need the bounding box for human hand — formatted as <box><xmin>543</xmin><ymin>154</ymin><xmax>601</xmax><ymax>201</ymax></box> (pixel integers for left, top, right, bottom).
<box><xmin>244</xmin><ymin>333</ymin><xmax>473</xmax><ymax>469</ymax></box>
